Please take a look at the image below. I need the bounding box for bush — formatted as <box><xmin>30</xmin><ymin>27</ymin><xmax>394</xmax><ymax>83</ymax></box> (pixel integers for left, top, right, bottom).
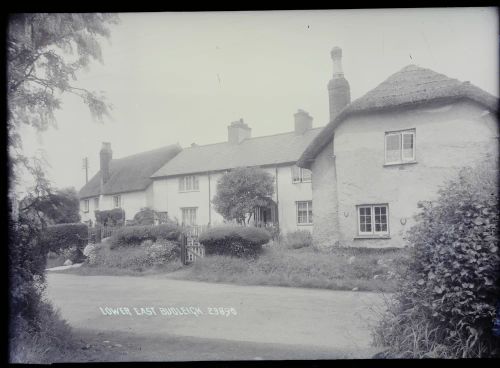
<box><xmin>95</xmin><ymin>208</ymin><xmax>125</xmax><ymax>226</ymax></box>
<box><xmin>109</xmin><ymin>223</ymin><xmax>181</xmax><ymax>248</ymax></box>
<box><xmin>199</xmin><ymin>225</ymin><xmax>271</xmax><ymax>257</ymax></box>
<box><xmin>283</xmin><ymin>230</ymin><xmax>312</xmax><ymax>249</ymax></box>
<box><xmin>373</xmin><ymin>163</ymin><xmax>500</xmax><ymax>358</ymax></box>
<box><xmin>87</xmin><ymin>240</ymin><xmax>180</xmax><ymax>270</ymax></box>
<box><xmin>40</xmin><ymin>223</ymin><xmax>88</xmax><ymax>254</ymax></box>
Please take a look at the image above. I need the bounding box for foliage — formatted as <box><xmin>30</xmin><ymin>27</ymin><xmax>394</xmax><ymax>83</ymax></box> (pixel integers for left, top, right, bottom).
<box><xmin>127</xmin><ymin>207</ymin><xmax>167</xmax><ymax>226</ymax></box>
<box><xmin>212</xmin><ymin>167</ymin><xmax>275</xmax><ymax>224</ymax></box>
<box><xmin>39</xmin><ymin>222</ymin><xmax>88</xmax><ymax>254</ymax></box>
<box><xmin>109</xmin><ymin>223</ymin><xmax>181</xmax><ymax>248</ymax></box>
<box><xmin>8</xmin><ymin>13</ymin><xmax>118</xmax><ymax>361</ymax></box>
<box><xmin>182</xmin><ymin>244</ymin><xmax>407</xmax><ymax>292</ymax></box>
<box><xmin>85</xmin><ymin>240</ymin><xmax>180</xmax><ymax>271</ymax></box>
<box><xmin>373</xmin><ymin>163</ymin><xmax>500</xmax><ymax>358</ymax></box>
<box><xmin>283</xmin><ymin>230</ymin><xmax>313</xmax><ymax>249</ymax></box>
<box><xmin>95</xmin><ymin>208</ymin><xmax>125</xmax><ymax>226</ymax></box>
<box><xmin>199</xmin><ymin>225</ymin><xmax>271</xmax><ymax>257</ymax></box>
<box><xmin>19</xmin><ymin>187</ymin><xmax>81</xmax><ymax>225</ymax></box>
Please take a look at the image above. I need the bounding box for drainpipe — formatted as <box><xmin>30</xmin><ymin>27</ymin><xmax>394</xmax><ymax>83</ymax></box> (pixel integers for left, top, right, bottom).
<box><xmin>275</xmin><ymin>166</ymin><xmax>280</xmax><ymax>236</ymax></box>
<box><xmin>208</xmin><ymin>171</ymin><xmax>212</xmax><ymax>226</ymax></box>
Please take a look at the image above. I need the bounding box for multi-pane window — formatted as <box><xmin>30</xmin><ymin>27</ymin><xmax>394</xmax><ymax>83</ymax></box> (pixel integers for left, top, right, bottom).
<box><xmin>113</xmin><ymin>195</ymin><xmax>121</xmax><ymax>208</ymax></box>
<box><xmin>94</xmin><ymin>197</ymin><xmax>99</xmax><ymax>210</ymax></box>
<box><xmin>83</xmin><ymin>199</ymin><xmax>89</xmax><ymax>213</ymax></box>
<box><xmin>179</xmin><ymin>175</ymin><xmax>199</xmax><ymax>192</ymax></box>
<box><xmin>181</xmin><ymin>207</ymin><xmax>197</xmax><ymax>226</ymax></box>
<box><xmin>296</xmin><ymin>201</ymin><xmax>313</xmax><ymax>224</ymax></box>
<box><xmin>357</xmin><ymin>204</ymin><xmax>389</xmax><ymax>235</ymax></box>
<box><xmin>291</xmin><ymin>166</ymin><xmax>312</xmax><ymax>183</ymax></box>
<box><xmin>385</xmin><ymin>129</ymin><xmax>415</xmax><ymax>164</ymax></box>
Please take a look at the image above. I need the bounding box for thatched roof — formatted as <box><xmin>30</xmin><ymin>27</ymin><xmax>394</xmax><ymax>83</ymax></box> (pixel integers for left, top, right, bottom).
<box><xmin>151</xmin><ymin>128</ymin><xmax>322</xmax><ymax>178</ymax></box>
<box><xmin>79</xmin><ymin>144</ymin><xmax>182</xmax><ymax>199</ymax></box>
<box><xmin>297</xmin><ymin>65</ymin><xmax>499</xmax><ymax>168</ymax></box>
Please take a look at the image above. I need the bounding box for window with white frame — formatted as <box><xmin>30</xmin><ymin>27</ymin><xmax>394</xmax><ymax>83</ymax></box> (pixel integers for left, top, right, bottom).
<box><xmin>385</xmin><ymin>129</ymin><xmax>415</xmax><ymax>164</ymax></box>
<box><xmin>179</xmin><ymin>175</ymin><xmax>199</xmax><ymax>192</ymax></box>
<box><xmin>291</xmin><ymin>166</ymin><xmax>312</xmax><ymax>183</ymax></box>
<box><xmin>83</xmin><ymin>199</ymin><xmax>89</xmax><ymax>213</ymax></box>
<box><xmin>357</xmin><ymin>204</ymin><xmax>389</xmax><ymax>236</ymax></box>
<box><xmin>94</xmin><ymin>197</ymin><xmax>99</xmax><ymax>210</ymax></box>
<box><xmin>181</xmin><ymin>207</ymin><xmax>197</xmax><ymax>226</ymax></box>
<box><xmin>296</xmin><ymin>201</ymin><xmax>313</xmax><ymax>224</ymax></box>
<box><xmin>113</xmin><ymin>195</ymin><xmax>121</xmax><ymax>208</ymax></box>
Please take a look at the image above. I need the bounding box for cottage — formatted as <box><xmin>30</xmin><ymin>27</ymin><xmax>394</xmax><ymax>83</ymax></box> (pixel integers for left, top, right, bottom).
<box><xmin>150</xmin><ymin>114</ymin><xmax>321</xmax><ymax>234</ymax></box>
<box><xmin>79</xmin><ymin>143</ymin><xmax>182</xmax><ymax>225</ymax></box>
<box><xmin>297</xmin><ymin>47</ymin><xmax>499</xmax><ymax>248</ymax></box>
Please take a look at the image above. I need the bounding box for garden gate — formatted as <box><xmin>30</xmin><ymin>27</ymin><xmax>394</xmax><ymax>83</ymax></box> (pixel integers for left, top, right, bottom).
<box><xmin>180</xmin><ymin>225</ymin><xmax>207</xmax><ymax>264</ymax></box>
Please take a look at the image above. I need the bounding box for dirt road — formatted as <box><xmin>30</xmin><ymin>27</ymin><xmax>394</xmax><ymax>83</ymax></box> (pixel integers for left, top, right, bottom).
<box><xmin>46</xmin><ymin>273</ymin><xmax>387</xmax><ymax>361</ymax></box>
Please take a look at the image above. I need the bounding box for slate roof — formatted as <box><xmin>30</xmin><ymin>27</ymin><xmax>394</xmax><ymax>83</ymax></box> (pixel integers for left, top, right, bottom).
<box><xmin>79</xmin><ymin>144</ymin><xmax>182</xmax><ymax>199</ymax></box>
<box><xmin>151</xmin><ymin>128</ymin><xmax>323</xmax><ymax>178</ymax></box>
<box><xmin>297</xmin><ymin>65</ymin><xmax>499</xmax><ymax>168</ymax></box>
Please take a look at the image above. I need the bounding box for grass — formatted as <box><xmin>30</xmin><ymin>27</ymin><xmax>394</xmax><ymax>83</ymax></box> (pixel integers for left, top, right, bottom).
<box><xmin>176</xmin><ymin>243</ymin><xmax>410</xmax><ymax>292</ymax></box>
<box><xmin>9</xmin><ymin>301</ymin><xmax>80</xmax><ymax>363</ymax></box>
<box><xmin>58</xmin><ymin>241</ymin><xmax>409</xmax><ymax>293</ymax></box>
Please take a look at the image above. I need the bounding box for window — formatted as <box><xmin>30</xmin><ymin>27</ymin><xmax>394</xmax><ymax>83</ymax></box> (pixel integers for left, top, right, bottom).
<box><xmin>296</xmin><ymin>201</ymin><xmax>313</xmax><ymax>224</ymax></box>
<box><xmin>357</xmin><ymin>204</ymin><xmax>389</xmax><ymax>236</ymax></box>
<box><xmin>181</xmin><ymin>207</ymin><xmax>197</xmax><ymax>226</ymax></box>
<box><xmin>179</xmin><ymin>175</ymin><xmax>199</xmax><ymax>192</ymax></box>
<box><xmin>385</xmin><ymin>129</ymin><xmax>415</xmax><ymax>164</ymax></box>
<box><xmin>113</xmin><ymin>195</ymin><xmax>121</xmax><ymax>208</ymax></box>
<box><xmin>94</xmin><ymin>197</ymin><xmax>99</xmax><ymax>210</ymax></box>
<box><xmin>291</xmin><ymin>166</ymin><xmax>312</xmax><ymax>183</ymax></box>
<box><xmin>83</xmin><ymin>199</ymin><xmax>89</xmax><ymax>213</ymax></box>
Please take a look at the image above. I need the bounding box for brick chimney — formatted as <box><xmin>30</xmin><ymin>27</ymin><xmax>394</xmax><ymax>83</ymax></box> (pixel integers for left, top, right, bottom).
<box><xmin>100</xmin><ymin>142</ymin><xmax>112</xmax><ymax>186</ymax></box>
<box><xmin>228</xmin><ymin>119</ymin><xmax>251</xmax><ymax>144</ymax></box>
<box><xmin>294</xmin><ymin>109</ymin><xmax>313</xmax><ymax>134</ymax></box>
<box><xmin>328</xmin><ymin>47</ymin><xmax>351</xmax><ymax>122</ymax></box>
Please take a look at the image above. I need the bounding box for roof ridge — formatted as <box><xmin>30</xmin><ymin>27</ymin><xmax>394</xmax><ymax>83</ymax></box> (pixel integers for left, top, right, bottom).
<box><xmin>111</xmin><ymin>143</ymin><xmax>180</xmax><ymax>162</ymax></box>
<box><xmin>182</xmin><ymin>127</ymin><xmax>325</xmax><ymax>149</ymax></box>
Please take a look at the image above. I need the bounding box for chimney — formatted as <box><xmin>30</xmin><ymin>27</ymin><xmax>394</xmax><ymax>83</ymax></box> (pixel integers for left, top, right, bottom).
<box><xmin>294</xmin><ymin>109</ymin><xmax>313</xmax><ymax>134</ymax></box>
<box><xmin>328</xmin><ymin>47</ymin><xmax>351</xmax><ymax>122</ymax></box>
<box><xmin>100</xmin><ymin>142</ymin><xmax>112</xmax><ymax>186</ymax></box>
<box><xmin>228</xmin><ymin>119</ymin><xmax>251</xmax><ymax>144</ymax></box>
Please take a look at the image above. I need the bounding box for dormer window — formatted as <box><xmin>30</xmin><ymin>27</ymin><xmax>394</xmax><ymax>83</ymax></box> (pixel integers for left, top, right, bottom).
<box><xmin>385</xmin><ymin>129</ymin><xmax>416</xmax><ymax>165</ymax></box>
<box><xmin>292</xmin><ymin>166</ymin><xmax>312</xmax><ymax>183</ymax></box>
<box><xmin>179</xmin><ymin>175</ymin><xmax>199</xmax><ymax>192</ymax></box>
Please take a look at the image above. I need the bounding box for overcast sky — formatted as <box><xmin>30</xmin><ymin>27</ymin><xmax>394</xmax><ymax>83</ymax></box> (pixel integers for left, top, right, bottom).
<box><xmin>17</xmin><ymin>8</ymin><xmax>499</xmax><ymax>194</ymax></box>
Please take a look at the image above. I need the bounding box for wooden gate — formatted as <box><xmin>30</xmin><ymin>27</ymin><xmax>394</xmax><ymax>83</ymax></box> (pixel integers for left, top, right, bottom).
<box><xmin>180</xmin><ymin>225</ymin><xmax>207</xmax><ymax>264</ymax></box>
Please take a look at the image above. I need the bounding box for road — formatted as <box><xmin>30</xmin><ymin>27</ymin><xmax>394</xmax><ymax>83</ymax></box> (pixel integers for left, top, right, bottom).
<box><xmin>46</xmin><ymin>273</ymin><xmax>388</xmax><ymax>361</ymax></box>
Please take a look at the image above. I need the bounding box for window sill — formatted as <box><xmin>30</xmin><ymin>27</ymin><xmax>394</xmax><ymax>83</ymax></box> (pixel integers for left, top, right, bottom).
<box><xmin>179</xmin><ymin>190</ymin><xmax>200</xmax><ymax>193</ymax></box>
<box><xmin>297</xmin><ymin>223</ymin><xmax>313</xmax><ymax>226</ymax></box>
<box><xmin>292</xmin><ymin>181</ymin><xmax>312</xmax><ymax>184</ymax></box>
<box><xmin>383</xmin><ymin>161</ymin><xmax>417</xmax><ymax>167</ymax></box>
<box><xmin>354</xmin><ymin>235</ymin><xmax>391</xmax><ymax>240</ymax></box>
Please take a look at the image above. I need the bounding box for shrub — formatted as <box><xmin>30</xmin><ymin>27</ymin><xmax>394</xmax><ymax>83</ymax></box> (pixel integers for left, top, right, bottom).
<box><xmin>40</xmin><ymin>223</ymin><xmax>88</xmax><ymax>254</ymax></box>
<box><xmin>94</xmin><ymin>208</ymin><xmax>125</xmax><ymax>226</ymax></box>
<box><xmin>283</xmin><ymin>230</ymin><xmax>313</xmax><ymax>249</ymax></box>
<box><xmin>199</xmin><ymin>225</ymin><xmax>271</xmax><ymax>257</ymax></box>
<box><xmin>373</xmin><ymin>163</ymin><xmax>500</xmax><ymax>358</ymax></box>
<box><xmin>109</xmin><ymin>223</ymin><xmax>181</xmax><ymax>248</ymax></box>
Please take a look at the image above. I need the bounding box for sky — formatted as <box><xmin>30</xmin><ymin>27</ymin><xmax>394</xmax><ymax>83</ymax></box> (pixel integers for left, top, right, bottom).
<box><xmin>17</xmin><ymin>8</ymin><xmax>499</xmax><ymax>194</ymax></box>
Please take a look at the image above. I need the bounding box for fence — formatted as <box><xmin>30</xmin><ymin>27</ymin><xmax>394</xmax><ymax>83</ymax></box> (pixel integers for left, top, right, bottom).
<box><xmin>180</xmin><ymin>224</ymin><xmax>209</xmax><ymax>264</ymax></box>
<box><xmin>87</xmin><ymin>225</ymin><xmax>121</xmax><ymax>244</ymax></box>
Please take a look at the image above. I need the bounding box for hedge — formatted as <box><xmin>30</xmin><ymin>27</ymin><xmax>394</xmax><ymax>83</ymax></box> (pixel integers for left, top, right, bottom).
<box><xmin>40</xmin><ymin>223</ymin><xmax>88</xmax><ymax>254</ymax></box>
<box><xmin>199</xmin><ymin>225</ymin><xmax>271</xmax><ymax>257</ymax></box>
<box><xmin>109</xmin><ymin>223</ymin><xmax>181</xmax><ymax>248</ymax></box>
<box><xmin>373</xmin><ymin>162</ymin><xmax>500</xmax><ymax>358</ymax></box>
<box><xmin>95</xmin><ymin>208</ymin><xmax>125</xmax><ymax>226</ymax></box>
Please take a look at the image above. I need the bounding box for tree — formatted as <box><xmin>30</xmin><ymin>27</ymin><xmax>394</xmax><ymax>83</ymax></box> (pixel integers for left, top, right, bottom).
<box><xmin>7</xmin><ymin>13</ymin><xmax>119</xmax><ymax>362</ymax></box>
<box><xmin>212</xmin><ymin>167</ymin><xmax>275</xmax><ymax>225</ymax></box>
<box><xmin>19</xmin><ymin>187</ymin><xmax>81</xmax><ymax>225</ymax></box>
